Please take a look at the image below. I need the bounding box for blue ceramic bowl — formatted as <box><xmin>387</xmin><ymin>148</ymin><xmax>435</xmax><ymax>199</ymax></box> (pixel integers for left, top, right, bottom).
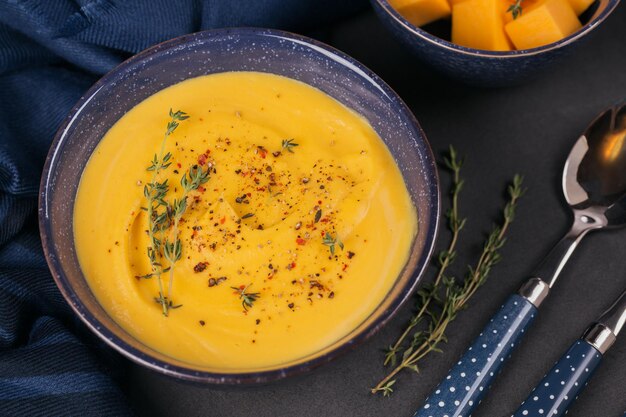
<box><xmin>39</xmin><ymin>28</ymin><xmax>440</xmax><ymax>384</ymax></box>
<box><xmin>371</xmin><ymin>0</ymin><xmax>621</xmax><ymax>86</ymax></box>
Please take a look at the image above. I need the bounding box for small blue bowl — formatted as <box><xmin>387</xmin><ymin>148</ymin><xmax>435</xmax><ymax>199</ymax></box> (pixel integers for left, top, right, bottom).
<box><xmin>371</xmin><ymin>0</ymin><xmax>621</xmax><ymax>86</ymax></box>
<box><xmin>39</xmin><ymin>28</ymin><xmax>440</xmax><ymax>384</ymax></box>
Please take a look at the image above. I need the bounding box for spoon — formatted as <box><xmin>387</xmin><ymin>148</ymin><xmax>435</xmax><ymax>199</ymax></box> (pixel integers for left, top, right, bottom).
<box><xmin>414</xmin><ymin>103</ymin><xmax>626</xmax><ymax>417</ymax></box>
<box><xmin>512</xmin><ymin>288</ymin><xmax>626</xmax><ymax>417</ymax></box>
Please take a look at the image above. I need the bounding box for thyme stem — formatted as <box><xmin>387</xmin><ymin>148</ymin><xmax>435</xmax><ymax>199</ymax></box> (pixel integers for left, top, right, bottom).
<box><xmin>371</xmin><ymin>147</ymin><xmax>525</xmax><ymax>397</ymax></box>
<box><xmin>144</xmin><ymin>109</ymin><xmax>189</xmax><ymax>316</ymax></box>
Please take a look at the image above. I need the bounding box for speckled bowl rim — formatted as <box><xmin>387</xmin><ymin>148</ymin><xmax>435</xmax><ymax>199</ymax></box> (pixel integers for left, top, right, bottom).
<box><xmin>373</xmin><ymin>0</ymin><xmax>621</xmax><ymax>58</ymax></box>
<box><xmin>39</xmin><ymin>27</ymin><xmax>441</xmax><ymax>384</ymax></box>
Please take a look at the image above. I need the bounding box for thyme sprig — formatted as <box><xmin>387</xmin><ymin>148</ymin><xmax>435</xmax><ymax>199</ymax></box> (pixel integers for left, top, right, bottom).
<box><xmin>508</xmin><ymin>0</ymin><xmax>523</xmax><ymax>19</ymax></box>
<box><xmin>384</xmin><ymin>146</ymin><xmax>466</xmax><ymax>368</ymax></box>
<box><xmin>322</xmin><ymin>232</ymin><xmax>344</xmax><ymax>255</ymax></box>
<box><xmin>142</xmin><ymin>109</ymin><xmax>189</xmax><ymax>316</ymax></box>
<box><xmin>282</xmin><ymin>138</ymin><xmax>299</xmax><ymax>153</ymax></box>
<box><xmin>370</xmin><ymin>148</ymin><xmax>525</xmax><ymax>396</ymax></box>
<box><xmin>140</xmin><ymin>109</ymin><xmax>212</xmax><ymax>317</ymax></box>
<box><xmin>232</xmin><ymin>284</ymin><xmax>261</xmax><ymax>311</ymax></box>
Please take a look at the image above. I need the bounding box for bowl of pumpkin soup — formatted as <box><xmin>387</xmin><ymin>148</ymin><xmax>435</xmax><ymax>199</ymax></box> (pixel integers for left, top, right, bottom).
<box><xmin>39</xmin><ymin>28</ymin><xmax>439</xmax><ymax>383</ymax></box>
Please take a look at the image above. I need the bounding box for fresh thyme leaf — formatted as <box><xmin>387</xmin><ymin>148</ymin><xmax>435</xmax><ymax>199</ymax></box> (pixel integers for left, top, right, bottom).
<box><xmin>508</xmin><ymin>0</ymin><xmax>523</xmax><ymax>19</ymax></box>
<box><xmin>232</xmin><ymin>284</ymin><xmax>261</xmax><ymax>311</ymax></box>
<box><xmin>281</xmin><ymin>138</ymin><xmax>299</xmax><ymax>153</ymax></box>
<box><xmin>181</xmin><ymin>164</ymin><xmax>210</xmax><ymax>192</ymax></box>
<box><xmin>163</xmin><ymin>239</ymin><xmax>182</xmax><ymax>263</ymax></box>
<box><xmin>154</xmin><ymin>292</ymin><xmax>182</xmax><ymax>309</ymax></box>
<box><xmin>241</xmin><ymin>213</ymin><xmax>255</xmax><ymax>219</ymax></box>
<box><xmin>371</xmin><ymin>147</ymin><xmax>525</xmax><ymax>396</ymax></box>
<box><xmin>381</xmin><ymin>380</ymin><xmax>396</xmax><ymax>397</ymax></box>
<box><xmin>322</xmin><ymin>232</ymin><xmax>343</xmax><ymax>256</ymax></box>
<box><xmin>315</xmin><ymin>209</ymin><xmax>322</xmax><ymax>223</ymax></box>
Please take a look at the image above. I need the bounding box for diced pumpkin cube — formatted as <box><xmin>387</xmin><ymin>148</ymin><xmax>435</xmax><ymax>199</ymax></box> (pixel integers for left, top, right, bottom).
<box><xmin>389</xmin><ymin>0</ymin><xmax>451</xmax><ymax>27</ymax></box>
<box><xmin>452</xmin><ymin>0</ymin><xmax>513</xmax><ymax>51</ymax></box>
<box><xmin>505</xmin><ymin>0</ymin><xmax>581</xmax><ymax>50</ymax></box>
<box><xmin>567</xmin><ymin>0</ymin><xmax>595</xmax><ymax>15</ymax></box>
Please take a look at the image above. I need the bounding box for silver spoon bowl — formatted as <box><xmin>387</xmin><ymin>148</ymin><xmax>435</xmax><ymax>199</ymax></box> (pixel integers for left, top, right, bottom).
<box><xmin>535</xmin><ymin>103</ymin><xmax>626</xmax><ymax>290</ymax></box>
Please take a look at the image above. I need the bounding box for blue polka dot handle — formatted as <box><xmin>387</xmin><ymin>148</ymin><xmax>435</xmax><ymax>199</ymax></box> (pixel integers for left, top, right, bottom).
<box><xmin>512</xmin><ymin>340</ymin><xmax>602</xmax><ymax>417</ymax></box>
<box><xmin>414</xmin><ymin>294</ymin><xmax>537</xmax><ymax>417</ymax></box>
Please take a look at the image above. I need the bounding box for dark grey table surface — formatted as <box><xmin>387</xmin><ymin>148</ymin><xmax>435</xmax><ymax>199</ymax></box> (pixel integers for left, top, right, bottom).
<box><xmin>128</xmin><ymin>6</ymin><xmax>626</xmax><ymax>417</ymax></box>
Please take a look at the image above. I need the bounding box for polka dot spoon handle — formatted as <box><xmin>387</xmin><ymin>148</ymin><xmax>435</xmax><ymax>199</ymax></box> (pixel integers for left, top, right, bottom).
<box><xmin>514</xmin><ymin>288</ymin><xmax>626</xmax><ymax>417</ymax></box>
<box><xmin>414</xmin><ymin>294</ymin><xmax>537</xmax><ymax>417</ymax></box>
<box><xmin>512</xmin><ymin>340</ymin><xmax>602</xmax><ymax>417</ymax></box>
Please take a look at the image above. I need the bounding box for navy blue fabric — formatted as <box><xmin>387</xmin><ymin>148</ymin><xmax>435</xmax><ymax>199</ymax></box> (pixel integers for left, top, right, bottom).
<box><xmin>0</xmin><ymin>1</ymin><xmax>365</xmax><ymax>415</ymax></box>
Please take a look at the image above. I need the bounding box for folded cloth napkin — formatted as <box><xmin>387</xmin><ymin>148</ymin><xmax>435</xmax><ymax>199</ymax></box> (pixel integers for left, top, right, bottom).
<box><xmin>0</xmin><ymin>1</ymin><xmax>366</xmax><ymax>415</ymax></box>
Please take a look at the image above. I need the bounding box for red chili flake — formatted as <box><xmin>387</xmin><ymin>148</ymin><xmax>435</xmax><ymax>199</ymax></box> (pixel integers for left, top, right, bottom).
<box><xmin>194</xmin><ymin>262</ymin><xmax>208</xmax><ymax>273</ymax></box>
<box><xmin>197</xmin><ymin>186</ymin><xmax>206</xmax><ymax>193</ymax></box>
<box><xmin>288</xmin><ymin>303</ymin><xmax>295</xmax><ymax>309</ymax></box>
<box><xmin>347</xmin><ymin>251</ymin><xmax>355</xmax><ymax>259</ymax></box>
<box><xmin>257</xmin><ymin>146</ymin><xmax>268</xmax><ymax>158</ymax></box>
<box><xmin>177</xmin><ymin>163</ymin><xmax>182</xmax><ymax>168</ymax></box>
<box><xmin>296</xmin><ymin>238</ymin><xmax>306</xmax><ymax>245</ymax></box>
<box><xmin>342</xmin><ymin>264</ymin><xmax>348</xmax><ymax>272</ymax></box>
<box><xmin>198</xmin><ymin>153</ymin><xmax>208</xmax><ymax>166</ymax></box>
<box><xmin>220</xmin><ymin>217</ymin><xmax>226</xmax><ymax>224</ymax></box>
<box><xmin>318</xmin><ymin>200</ymin><xmax>322</xmax><ymax>205</ymax></box>
<box><xmin>329</xmin><ymin>291</ymin><xmax>335</xmax><ymax>299</ymax></box>
<box><xmin>320</xmin><ymin>217</ymin><xmax>330</xmax><ymax>223</ymax></box>
<box><xmin>199</xmin><ymin>320</ymin><xmax>205</xmax><ymax>326</ymax></box>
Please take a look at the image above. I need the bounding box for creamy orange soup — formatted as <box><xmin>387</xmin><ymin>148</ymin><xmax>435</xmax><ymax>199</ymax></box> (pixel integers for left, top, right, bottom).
<box><xmin>74</xmin><ymin>72</ymin><xmax>417</xmax><ymax>370</ymax></box>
